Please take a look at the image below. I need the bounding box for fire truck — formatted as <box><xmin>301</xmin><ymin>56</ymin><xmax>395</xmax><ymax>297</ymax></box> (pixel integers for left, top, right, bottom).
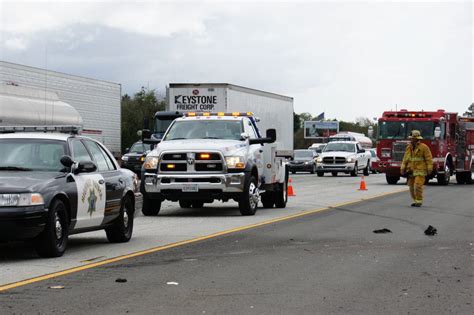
<box><xmin>374</xmin><ymin>109</ymin><xmax>474</xmax><ymax>185</ymax></box>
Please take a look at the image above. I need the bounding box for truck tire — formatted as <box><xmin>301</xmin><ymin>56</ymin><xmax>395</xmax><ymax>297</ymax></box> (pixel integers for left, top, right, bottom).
<box><xmin>386</xmin><ymin>175</ymin><xmax>399</xmax><ymax>185</ymax></box>
<box><xmin>35</xmin><ymin>199</ymin><xmax>69</xmax><ymax>258</ymax></box>
<box><xmin>437</xmin><ymin>164</ymin><xmax>451</xmax><ymax>185</ymax></box>
<box><xmin>350</xmin><ymin>163</ymin><xmax>358</xmax><ymax>177</ymax></box>
<box><xmin>106</xmin><ymin>195</ymin><xmax>134</xmax><ymax>243</ymax></box>
<box><xmin>274</xmin><ymin>178</ymin><xmax>288</xmax><ymax>209</ymax></box>
<box><xmin>179</xmin><ymin>200</ymin><xmax>192</xmax><ymax>208</ymax></box>
<box><xmin>317</xmin><ymin>171</ymin><xmax>324</xmax><ymax>177</ymax></box>
<box><xmin>192</xmin><ymin>201</ymin><xmax>204</xmax><ymax>208</ymax></box>
<box><xmin>363</xmin><ymin>162</ymin><xmax>370</xmax><ymax>176</ymax></box>
<box><xmin>239</xmin><ymin>175</ymin><xmax>259</xmax><ymax>216</ymax></box>
<box><xmin>142</xmin><ymin>195</ymin><xmax>162</xmax><ymax>216</ymax></box>
<box><xmin>261</xmin><ymin>192</ymin><xmax>274</xmax><ymax>208</ymax></box>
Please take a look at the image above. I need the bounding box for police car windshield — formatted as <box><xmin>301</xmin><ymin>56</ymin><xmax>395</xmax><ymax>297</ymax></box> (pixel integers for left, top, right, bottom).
<box><xmin>0</xmin><ymin>139</ymin><xmax>67</xmax><ymax>172</ymax></box>
<box><xmin>164</xmin><ymin>120</ymin><xmax>244</xmax><ymax>141</ymax></box>
<box><xmin>324</xmin><ymin>143</ymin><xmax>356</xmax><ymax>152</ymax></box>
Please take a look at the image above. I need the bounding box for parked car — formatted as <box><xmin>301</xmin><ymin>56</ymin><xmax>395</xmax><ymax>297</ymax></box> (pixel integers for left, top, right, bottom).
<box><xmin>369</xmin><ymin>148</ymin><xmax>380</xmax><ymax>174</ymax></box>
<box><xmin>289</xmin><ymin>149</ymin><xmax>317</xmax><ymax>174</ymax></box>
<box><xmin>121</xmin><ymin>141</ymin><xmax>152</xmax><ymax>174</ymax></box>
<box><xmin>0</xmin><ymin>131</ymin><xmax>139</xmax><ymax>257</ymax></box>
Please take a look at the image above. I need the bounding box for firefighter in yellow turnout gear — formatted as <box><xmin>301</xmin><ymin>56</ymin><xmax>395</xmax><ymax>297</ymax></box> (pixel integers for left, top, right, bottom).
<box><xmin>400</xmin><ymin>130</ymin><xmax>433</xmax><ymax>207</ymax></box>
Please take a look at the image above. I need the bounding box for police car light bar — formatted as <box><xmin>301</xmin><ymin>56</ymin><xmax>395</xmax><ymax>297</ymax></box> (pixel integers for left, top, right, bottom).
<box><xmin>184</xmin><ymin>112</ymin><xmax>254</xmax><ymax>117</ymax></box>
<box><xmin>0</xmin><ymin>125</ymin><xmax>82</xmax><ymax>134</ymax></box>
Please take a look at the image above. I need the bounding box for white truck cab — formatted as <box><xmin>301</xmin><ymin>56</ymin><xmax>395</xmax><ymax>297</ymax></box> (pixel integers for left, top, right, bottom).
<box><xmin>316</xmin><ymin>141</ymin><xmax>372</xmax><ymax>177</ymax></box>
<box><xmin>141</xmin><ymin>112</ymin><xmax>289</xmax><ymax>216</ymax></box>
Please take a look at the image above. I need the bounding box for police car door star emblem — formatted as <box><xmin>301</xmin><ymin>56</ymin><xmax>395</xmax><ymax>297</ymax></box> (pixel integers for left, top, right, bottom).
<box><xmin>187</xmin><ymin>153</ymin><xmax>195</xmax><ymax>165</ymax></box>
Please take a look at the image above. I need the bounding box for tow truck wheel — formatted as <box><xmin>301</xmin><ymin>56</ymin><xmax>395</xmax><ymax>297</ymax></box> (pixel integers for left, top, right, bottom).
<box><xmin>239</xmin><ymin>175</ymin><xmax>259</xmax><ymax>216</ymax></box>
<box><xmin>350</xmin><ymin>164</ymin><xmax>358</xmax><ymax>177</ymax></box>
<box><xmin>142</xmin><ymin>195</ymin><xmax>162</xmax><ymax>216</ymax></box>
<box><xmin>386</xmin><ymin>175</ymin><xmax>399</xmax><ymax>185</ymax></box>
<box><xmin>274</xmin><ymin>178</ymin><xmax>288</xmax><ymax>209</ymax></box>
<box><xmin>261</xmin><ymin>192</ymin><xmax>274</xmax><ymax>208</ymax></box>
<box><xmin>437</xmin><ymin>164</ymin><xmax>451</xmax><ymax>185</ymax></box>
<box><xmin>192</xmin><ymin>201</ymin><xmax>204</xmax><ymax>208</ymax></box>
<box><xmin>179</xmin><ymin>200</ymin><xmax>192</xmax><ymax>208</ymax></box>
<box><xmin>106</xmin><ymin>195</ymin><xmax>134</xmax><ymax>243</ymax></box>
<box><xmin>35</xmin><ymin>199</ymin><xmax>69</xmax><ymax>258</ymax></box>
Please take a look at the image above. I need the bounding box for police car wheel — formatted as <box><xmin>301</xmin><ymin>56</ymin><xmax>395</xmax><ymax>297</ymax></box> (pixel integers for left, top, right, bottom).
<box><xmin>239</xmin><ymin>175</ymin><xmax>259</xmax><ymax>216</ymax></box>
<box><xmin>142</xmin><ymin>195</ymin><xmax>162</xmax><ymax>216</ymax></box>
<box><xmin>106</xmin><ymin>196</ymin><xmax>134</xmax><ymax>243</ymax></box>
<box><xmin>35</xmin><ymin>199</ymin><xmax>69</xmax><ymax>258</ymax></box>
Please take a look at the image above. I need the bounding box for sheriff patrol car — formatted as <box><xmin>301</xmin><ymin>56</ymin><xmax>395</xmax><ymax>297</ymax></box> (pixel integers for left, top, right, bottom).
<box><xmin>0</xmin><ymin>128</ymin><xmax>139</xmax><ymax>257</ymax></box>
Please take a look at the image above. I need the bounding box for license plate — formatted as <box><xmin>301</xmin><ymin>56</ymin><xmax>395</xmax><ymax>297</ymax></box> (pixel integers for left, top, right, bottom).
<box><xmin>182</xmin><ymin>184</ymin><xmax>198</xmax><ymax>192</ymax></box>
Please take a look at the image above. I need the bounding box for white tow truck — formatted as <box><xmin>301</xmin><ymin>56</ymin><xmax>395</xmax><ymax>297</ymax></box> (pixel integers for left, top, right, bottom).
<box><xmin>141</xmin><ymin>112</ymin><xmax>291</xmax><ymax>216</ymax></box>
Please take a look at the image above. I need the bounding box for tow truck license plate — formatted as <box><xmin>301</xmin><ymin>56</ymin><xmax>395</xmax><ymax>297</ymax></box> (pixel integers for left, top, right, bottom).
<box><xmin>182</xmin><ymin>184</ymin><xmax>198</xmax><ymax>192</ymax></box>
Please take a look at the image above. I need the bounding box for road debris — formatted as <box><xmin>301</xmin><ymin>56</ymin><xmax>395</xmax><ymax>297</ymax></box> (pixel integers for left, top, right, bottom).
<box><xmin>115</xmin><ymin>278</ymin><xmax>127</xmax><ymax>283</ymax></box>
<box><xmin>424</xmin><ymin>225</ymin><xmax>437</xmax><ymax>236</ymax></box>
<box><xmin>373</xmin><ymin>228</ymin><xmax>392</xmax><ymax>234</ymax></box>
<box><xmin>167</xmin><ymin>282</ymin><xmax>179</xmax><ymax>285</ymax></box>
<box><xmin>49</xmin><ymin>285</ymin><xmax>65</xmax><ymax>289</ymax></box>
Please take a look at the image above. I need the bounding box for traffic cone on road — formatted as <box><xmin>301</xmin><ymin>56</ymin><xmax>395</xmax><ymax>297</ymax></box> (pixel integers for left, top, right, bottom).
<box><xmin>288</xmin><ymin>179</ymin><xmax>296</xmax><ymax>197</ymax></box>
<box><xmin>358</xmin><ymin>176</ymin><xmax>368</xmax><ymax>191</ymax></box>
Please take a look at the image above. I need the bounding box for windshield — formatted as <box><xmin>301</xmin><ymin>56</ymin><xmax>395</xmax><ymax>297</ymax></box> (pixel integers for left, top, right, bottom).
<box><xmin>324</xmin><ymin>143</ymin><xmax>355</xmax><ymax>152</ymax></box>
<box><xmin>129</xmin><ymin>142</ymin><xmax>151</xmax><ymax>153</ymax></box>
<box><xmin>294</xmin><ymin>150</ymin><xmax>314</xmax><ymax>159</ymax></box>
<box><xmin>379</xmin><ymin>121</ymin><xmax>435</xmax><ymax>140</ymax></box>
<box><xmin>0</xmin><ymin>139</ymin><xmax>67</xmax><ymax>172</ymax></box>
<box><xmin>164</xmin><ymin>120</ymin><xmax>244</xmax><ymax>141</ymax></box>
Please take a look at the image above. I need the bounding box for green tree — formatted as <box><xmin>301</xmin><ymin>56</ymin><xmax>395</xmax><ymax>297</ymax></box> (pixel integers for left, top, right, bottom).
<box><xmin>121</xmin><ymin>87</ymin><xmax>165</xmax><ymax>153</ymax></box>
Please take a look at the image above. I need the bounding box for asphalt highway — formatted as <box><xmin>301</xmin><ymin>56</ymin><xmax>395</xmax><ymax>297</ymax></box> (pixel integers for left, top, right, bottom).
<box><xmin>0</xmin><ymin>175</ymin><xmax>472</xmax><ymax>314</ymax></box>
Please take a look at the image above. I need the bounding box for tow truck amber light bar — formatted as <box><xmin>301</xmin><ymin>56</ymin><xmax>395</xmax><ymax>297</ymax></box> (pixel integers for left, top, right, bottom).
<box><xmin>0</xmin><ymin>125</ymin><xmax>82</xmax><ymax>134</ymax></box>
<box><xmin>184</xmin><ymin>112</ymin><xmax>254</xmax><ymax>117</ymax></box>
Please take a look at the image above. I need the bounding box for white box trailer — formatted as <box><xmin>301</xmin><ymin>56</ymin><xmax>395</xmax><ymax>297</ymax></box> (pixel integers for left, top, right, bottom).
<box><xmin>166</xmin><ymin>83</ymin><xmax>294</xmax><ymax>151</ymax></box>
<box><xmin>0</xmin><ymin>61</ymin><xmax>121</xmax><ymax>155</ymax></box>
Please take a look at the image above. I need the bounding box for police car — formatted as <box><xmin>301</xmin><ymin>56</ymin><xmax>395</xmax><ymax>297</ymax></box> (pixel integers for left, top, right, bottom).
<box><xmin>0</xmin><ymin>128</ymin><xmax>139</xmax><ymax>257</ymax></box>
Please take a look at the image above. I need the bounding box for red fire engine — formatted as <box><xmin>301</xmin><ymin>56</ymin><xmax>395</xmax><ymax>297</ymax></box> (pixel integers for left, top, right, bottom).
<box><xmin>374</xmin><ymin>109</ymin><xmax>474</xmax><ymax>185</ymax></box>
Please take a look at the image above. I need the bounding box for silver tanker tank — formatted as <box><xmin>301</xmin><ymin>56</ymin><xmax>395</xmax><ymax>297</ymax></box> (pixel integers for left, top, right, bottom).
<box><xmin>0</xmin><ymin>84</ymin><xmax>83</xmax><ymax>128</ymax></box>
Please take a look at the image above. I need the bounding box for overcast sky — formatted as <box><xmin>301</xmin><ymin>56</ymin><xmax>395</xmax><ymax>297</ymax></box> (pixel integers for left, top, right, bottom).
<box><xmin>0</xmin><ymin>0</ymin><xmax>472</xmax><ymax>121</ymax></box>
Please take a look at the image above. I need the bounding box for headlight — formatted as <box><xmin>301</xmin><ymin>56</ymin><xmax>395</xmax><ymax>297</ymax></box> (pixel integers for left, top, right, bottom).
<box><xmin>0</xmin><ymin>193</ymin><xmax>44</xmax><ymax>207</ymax></box>
<box><xmin>121</xmin><ymin>155</ymin><xmax>129</xmax><ymax>161</ymax></box>
<box><xmin>316</xmin><ymin>157</ymin><xmax>323</xmax><ymax>163</ymax></box>
<box><xmin>140</xmin><ymin>155</ymin><xmax>146</xmax><ymax>162</ymax></box>
<box><xmin>346</xmin><ymin>157</ymin><xmax>355</xmax><ymax>163</ymax></box>
<box><xmin>304</xmin><ymin>162</ymin><xmax>309</xmax><ymax>165</ymax></box>
<box><xmin>143</xmin><ymin>156</ymin><xmax>159</xmax><ymax>170</ymax></box>
<box><xmin>225</xmin><ymin>156</ymin><xmax>246</xmax><ymax>169</ymax></box>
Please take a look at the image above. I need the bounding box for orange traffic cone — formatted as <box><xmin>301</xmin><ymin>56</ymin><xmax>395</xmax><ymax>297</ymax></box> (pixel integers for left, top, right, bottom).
<box><xmin>358</xmin><ymin>176</ymin><xmax>368</xmax><ymax>191</ymax></box>
<box><xmin>288</xmin><ymin>178</ymin><xmax>296</xmax><ymax>197</ymax></box>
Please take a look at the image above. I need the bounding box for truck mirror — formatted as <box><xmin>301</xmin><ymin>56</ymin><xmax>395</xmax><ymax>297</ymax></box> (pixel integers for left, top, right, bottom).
<box><xmin>434</xmin><ymin>126</ymin><xmax>441</xmax><ymax>138</ymax></box>
<box><xmin>266</xmin><ymin>129</ymin><xmax>277</xmax><ymax>143</ymax></box>
<box><xmin>240</xmin><ymin>132</ymin><xmax>249</xmax><ymax>140</ymax></box>
<box><xmin>141</xmin><ymin>129</ymin><xmax>152</xmax><ymax>141</ymax></box>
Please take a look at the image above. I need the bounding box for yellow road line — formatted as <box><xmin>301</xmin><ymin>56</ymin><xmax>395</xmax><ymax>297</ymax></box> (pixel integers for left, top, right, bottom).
<box><xmin>0</xmin><ymin>188</ymin><xmax>407</xmax><ymax>292</ymax></box>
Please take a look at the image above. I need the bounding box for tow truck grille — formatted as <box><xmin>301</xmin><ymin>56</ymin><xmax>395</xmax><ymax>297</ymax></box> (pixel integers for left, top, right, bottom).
<box><xmin>392</xmin><ymin>142</ymin><xmax>408</xmax><ymax>162</ymax></box>
<box><xmin>159</xmin><ymin>152</ymin><xmax>224</xmax><ymax>173</ymax></box>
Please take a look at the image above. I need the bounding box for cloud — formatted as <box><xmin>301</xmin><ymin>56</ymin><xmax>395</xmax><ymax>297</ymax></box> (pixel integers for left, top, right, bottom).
<box><xmin>0</xmin><ymin>1</ymin><xmax>471</xmax><ymax>121</ymax></box>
